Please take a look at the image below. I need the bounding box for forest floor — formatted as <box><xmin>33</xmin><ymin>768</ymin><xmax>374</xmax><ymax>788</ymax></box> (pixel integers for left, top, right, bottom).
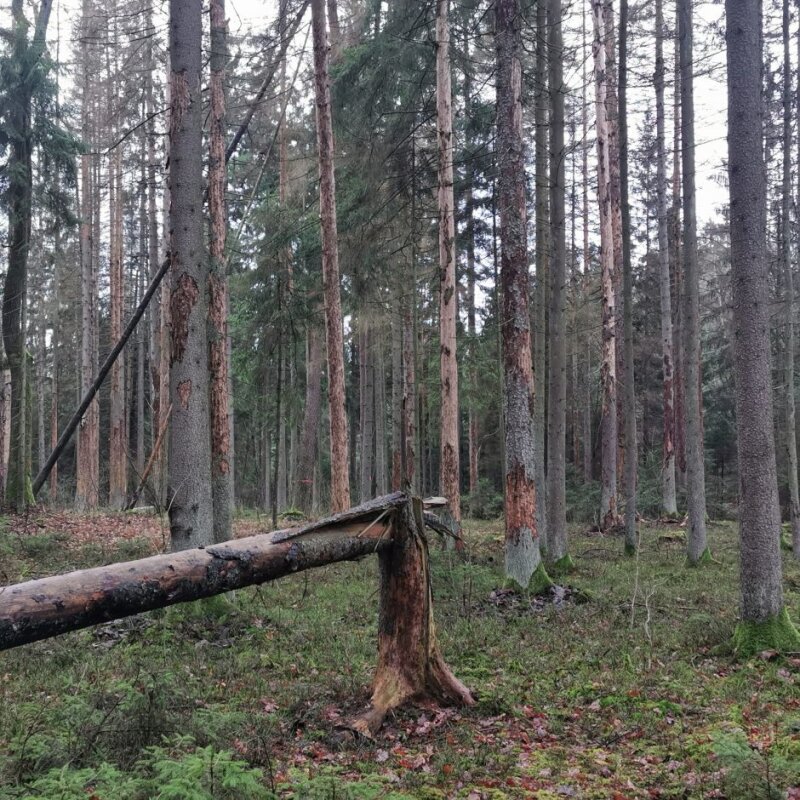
<box><xmin>0</xmin><ymin>508</ymin><xmax>799</xmax><ymax>799</ymax></box>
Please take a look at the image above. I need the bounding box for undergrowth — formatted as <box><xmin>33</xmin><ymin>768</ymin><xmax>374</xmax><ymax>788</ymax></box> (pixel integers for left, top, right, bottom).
<box><xmin>0</xmin><ymin>514</ymin><xmax>798</xmax><ymax>798</ymax></box>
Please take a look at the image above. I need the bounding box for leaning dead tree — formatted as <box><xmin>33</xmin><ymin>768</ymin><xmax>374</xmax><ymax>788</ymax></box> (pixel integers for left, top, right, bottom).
<box><xmin>0</xmin><ymin>492</ymin><xmax>474</xmax><ymax>736</ymax></box>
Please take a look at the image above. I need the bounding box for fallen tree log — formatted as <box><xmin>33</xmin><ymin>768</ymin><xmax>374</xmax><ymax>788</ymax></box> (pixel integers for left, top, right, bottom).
<box><xmin>0</xmin><ymin>492</ymin><xmax>474</xmax><ymax>736</ymax></box>
<box><xmin>0</xmin><ymin>493</ymin><xmax>408</xmax><ymax>651</ymax></box>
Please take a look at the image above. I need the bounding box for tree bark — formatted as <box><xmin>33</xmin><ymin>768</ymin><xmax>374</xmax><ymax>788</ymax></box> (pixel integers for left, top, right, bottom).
<box><xmin>592</xmin><ymin>0</ymin><xmax>618</xmax><ymax>532</ymax></box>
<box><xmin>726</xmin><ymin>0</ymin><xmax>800</xmax><ymax>653</ymax></box>
<box><xmin>209</xmin><ymin>0</ymin><xmax>234</xmax><ymax>543</ymax></box>
<box><xmin>782</xmin><ymin>0</ymin><xmax>800</xmax><ymax>559</ymax></box>
<box><xmin>167</xmin><ymin>0</ymin><xmax>214</xmax><ymax>550</ymax></box>
<box><xmin>0</xmin><ymin>494</ymin><xmax>406</xmax><ymax>651</ymax></box>
<box><xmin>581</xmin><ymin>0</ymin><xmax>592</xmax><ymax>485</ymax></box>
<box><xmin>655</xmin><ymin>0</ymin><xmax>677</xmax><ymax>516</ymax></box>
<box><xmin>496</xmin><ymin>0</ymin><xmax>549</xmax><ymax>592</ymax></box>
<box><xmin>359</xmin><ymin>322</ymin><xmax>375</xmax><ymax>501</ymax></box>
<box><xmin>435</xmin><ymin>0</ymin><xmax>461</xmax><ymax>533</ymax></box>
<box><xmin>296</xmin><ymin>326</ymin><xmax>323</xmax><ymax>514</ymax></box>
<box><xmin>311</xmin><ymin>0</ymin><xmax>350</xmax><ymax>513</ymax></box>
<box><xmin>351</xmin><ymin>499</ymin><xmax>475</xmax><ymax>737</ymax></box>
<box><xmin>679</xmin><ymin>0</ymin><xmax>709</xmax><ymax>564</ymax></box>
<box><xmin>618</xmin><ymin>0</ymin><xmax>637</xmax><ymax>553</ymax></box>
<box><xmin>75</xmin><ymin>0</ymin><xmax>99</xmax><ymax>513</ymax></box>
<box><xmin>533</xmin><ymin>0</ymin><xmax>549</xmax><ymax>545</ymax></box>
<box><xmin>546</xmin><ymin>0</ymin><xmax>568</xmax><ymax>565</ymax></box>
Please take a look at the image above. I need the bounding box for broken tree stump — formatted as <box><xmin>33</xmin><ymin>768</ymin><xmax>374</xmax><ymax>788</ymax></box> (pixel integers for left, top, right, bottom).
<box><xmin>351</xmin><ymin>498</ymin><xmax>476</xmax><ymax>737</ymax></box>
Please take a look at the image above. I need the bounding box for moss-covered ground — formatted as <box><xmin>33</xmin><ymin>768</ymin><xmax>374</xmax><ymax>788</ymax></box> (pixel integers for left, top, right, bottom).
<box><xmin>0</xmin><ymin>512</ymin><xmax>799</xmax><ymax>799</ymax></box>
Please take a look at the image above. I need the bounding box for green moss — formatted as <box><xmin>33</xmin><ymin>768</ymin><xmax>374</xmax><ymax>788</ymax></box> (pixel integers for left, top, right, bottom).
<box><xmin>528</xmin><ymin>562</ymin><xmax>554</xmax><ymax>595</ymax></box>
<box><xmin>732</xmin><ymin>607</ymin><xmax>800</xmax><ymax>657</ymax></box>
<box><xmin>503</xmin><ymin>562</ymin><xmax>553</xmax><ymax>595</ymax></box>
<box><xmin>686</xmin><ymin>546</ymin><xmax>712</xmax><ymax>567</ymax></box>
<box><xmin>550</xmin><ymin>553</ymin><xmax>576</xmax><ymax>574</ymax></box>
<box><xmin>624</xmin><ymin>542</ymin><xmax>637</xmax><ymax>557</ymax></box>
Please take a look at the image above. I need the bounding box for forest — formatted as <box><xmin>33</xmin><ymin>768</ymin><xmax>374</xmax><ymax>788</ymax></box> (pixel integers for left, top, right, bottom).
<box><xmin>1</xmin><ymin>0</ymin><xmax>800</xmax><ymax>796</ymax></box>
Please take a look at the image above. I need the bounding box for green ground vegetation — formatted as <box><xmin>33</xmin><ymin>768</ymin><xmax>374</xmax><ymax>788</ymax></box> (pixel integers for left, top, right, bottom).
<box><xmin>0</xmin><ymin>515</ymin><xmax>799</xmax><ymax>799</ymax></box>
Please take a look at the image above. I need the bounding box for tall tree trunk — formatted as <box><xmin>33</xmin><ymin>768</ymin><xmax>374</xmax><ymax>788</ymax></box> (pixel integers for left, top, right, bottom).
<box><xmin>75</xmin><ymin>0</ymin><xmax>99</xmax><ymax>512</ymax></box>
<box><xmin>784</xmin><ymin>0</ymin><xmax>800</xmax><ymax>559</ymax></box>
<box><xmin>359</xmin><ymin>322</ymin><xmax>375</xmax><ymax>501</ymax></box>
<box><xmin>618</xmin><ymin>0</ymin><xmax>637</xmax><ymax>553</ymax></box>
<box><xmin>546</xmin><ymin>0</ymin><xmax>569</xmax><ymax>566</ymax></box>
<box><xmin>726</xmin><ymin>0</ymin><xmax>800</xmax><ymax>654</ymax></box>
<box><xmin>463</xmin><ymin>31</ymin><xmax>479</xmax><ymax>510</ymax></box>
<box><xmin>496</xmin><ymin>0</ymin><xmax>550</xmax><ymax>592</ymax></box>
<box><xmin>671</xmin><ymin>23</ymin><xmax>686</xmax><ymax>485</ymax></box>
<box><xmin>655</xmin><ymin>0</ymin><xmax>677</xmax><ymax>516</ymax></box>
<box><xmin>593</xmin><ymin>0</ymin><xmax>618</xmax><ymax>532</ymax></box>
<box><xmin>391</xmin><ymin>300</ymin><xmax>403</xmax><ymax>491</ymax></box>
<box><xmin>277</xmin><ymin>357</ymin><xmax>288</xmax><ymax>511</ymax></box>
<box><xmin>311</xmin><ymin>0</ymin><xmax>350</xmax><ymax>513</ymax></box>
<box><xmin>109</xmin><ymin>144</ymin><xmax>127</xmax><ymax>509</ymax></box>
<box><xmin>581</xmin><ymin>0</ymin><xmax>592</xmax><ymax>486</ymax></box>
<box><xmin>679</xmin><ymin>0</ymin><xmax>709</xmax><ymax>564</ymax></box>
<box><xmin>136</xmin><ymin>158</ymin><xmax>147</xmax><ymax>479</ymax></box>
<box><xmin>533</xmin><ymin>0</ymin><xmax>549</xmax><ymax>545</ymax></box>
<box><xmin>375</xmin><ymin>332</ymin><xmax>387</xmax><ymax>496</ymax></box>
<box><xmin>435</xmin><ymin>0</ymin><xmax>461</xmax><ymax>533</ymax></box>
<box><xmin>167</xmin><ymin>0</ymin><xmax>214</xmax><ymax>550</ymax></box>
<box><xmin>296</xmin><ymin>326</ymin><xmax>323</xmax><ymax>513</ymax></box>
<box><xmin>209</xmin><ymin>0</ymin><xmax>233</xmax><ymax>542</ymax></box>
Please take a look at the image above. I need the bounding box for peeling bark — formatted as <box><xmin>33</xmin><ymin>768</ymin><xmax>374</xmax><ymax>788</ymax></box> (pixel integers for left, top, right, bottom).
<box><xmin>496</xmin><ymin>0</ymin><xmax>545</xmax><ymax>589</ymax></box>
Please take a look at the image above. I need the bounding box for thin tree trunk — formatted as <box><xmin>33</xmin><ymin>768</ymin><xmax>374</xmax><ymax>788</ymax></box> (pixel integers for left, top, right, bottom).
<box><xmin>547</xmin><ymin>0</ymin><xmax>569</xmax><ymax>565</ymax></box>
<box><xmin>581</xmin><ymin>0</ymin><xmax>592</xmax><ymax>486</ymax></box>
<box><xmin>311</xmin><ymin>0</ymin><xmax>350</xmax><ymax>513</ymax></box>
<box><xmin>75</xmin><ymin>0</ymin><xmax>98</xmax><ymax>512</ymax></box>
<box><xmin>136</xmin><ymin>160</ymin><xmax>147</xmax><ymax>479</ymax></box>
<box><xmin>209</xmin><ymin>0</ymin><xmax>233</xmax><ymax>542</ymax></box>
<box><xmin>296</xmin><ymin>327</ymin><xmax>323</xmax><ymax>514</ymax></box>
<box><xmin>618</xmin><ymin>0</ymin><xmax>637</xmax><ymax>553</ymax></box>
<box><xmin>496</xmin><ymin>0</ymin><xmax>550</xmax><ymax>592</ymax></box>
<box><xmin>726</xmin><ymin>0</ymin><xmax>800</xmax><ymax>652</ymax></box>
<box><xmin>533</xmin><ymin>0</ymin><xmax>549</xmax><ymax>545</ymax></box>
<box><xmin>375</xmin><ymin>331</ymin><xmax>387</xmax><ymax>496</ymax></box>
<box><xmin>784</xmin><ymin>0</ymin><xmax>800</xmax><ymax>559</ymax></box>
<box><xmin>593</xmin><ymin>0</ymin><xmax>618</xmax><ymax>532</ymax></box>
<box><xmin>435</xmin><ymin>0</ymin><xmax>461</xmax><ymax>533</ymax></box>
<box><xmin>167</xmin><ymin>0</ymin><xmax>213</xmax><ymax>550</ymax></box>
<box><xmin>655</xmin><ymin>0</ymin><xmax>677</xmax><ymax>516</ymax></box>
<box><xmin>359</xmin><ymin>323</ymin><xmax>375</xmax><ymax>500</ymax></box>
<box><xmin>463</xmin><ymin>31</ymin><xmax>479</xmax><ymax>510</ymax></box>
<box><xmin>391</xmin><ymin>300</ymin><xmax>403</xmax><ymax>491</ymax></box>
<box><xmin>679</xmin><ymin>0</ymin><xmax>709</xmax><ymax>563</ymax></box>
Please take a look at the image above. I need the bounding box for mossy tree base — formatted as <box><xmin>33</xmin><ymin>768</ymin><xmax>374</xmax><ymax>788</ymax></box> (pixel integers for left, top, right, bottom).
<box><xmin>504</xmin><ymin>561</ymin><xmax>554</xmax><ymax>595</ymax></box>
<box><xmin>686</xmin><ymin>547</ymin><xmax>712</xmax><ymax>567</ymax></box>
<box><xmin>624</xmin><ymin>542</ymin><xmax>637</xmax><ymax>557</ymax></box>
<box><xmin>350</xmin><ymin>500</ymin><xmax>475</xmax><ymax>738</ymax></box>
<box><xmin>550</xmin><ymin>553</ymin><xmax>576</xmax><ymax>574</ymax></box>
<box><xmin>733</xmin><ymin>608</ymin><xmax>800</xmax><ymax>657</ymax></box>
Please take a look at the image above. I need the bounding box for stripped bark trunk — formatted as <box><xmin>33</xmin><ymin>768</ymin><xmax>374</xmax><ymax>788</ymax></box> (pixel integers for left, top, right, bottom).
<box><xmin>209</xmin><ymin>0</ymin><xmax>233</xmax><ymax>541</ymax></box>
<box><xmin>435</xmin><ymin>0</ymin><xmax>461</xmax><ymax>533</ymax></box>
<box><xmin>547</xmin><ymin>0</ymin><xmax>568</xmax><ymax>564</ymax></box>
<box><xmin>167</xmin><ymin>0</ymin><xmax>213</xmax><ymax>550</ymax></box>
<box><xmin>679</xmin><ymin>0</ymin><xmax>709</xmax><ymax>563</ymax></box>
<box><xmin>311</xmin><ymin>0</ymin><xmax>350</xmax><ymax>513</ymax></box>
<box><xmin>655</xmin><ymin>0</ymin><xmax>677</xmax><ymax>516</ymax></box>
<box><xmin>497</xmin><ymin>0</ymin><xmax>548</xmax><ymax>590</ymax></box>
<box><xmin>351</xmin><ymin>499</ymin><xmax>475</xmax><ymax>737</ymax></box>
<box><xmin>592</xmin><ymin>0</ymin><xmax>618</xmax><ymax>531</ymax></box>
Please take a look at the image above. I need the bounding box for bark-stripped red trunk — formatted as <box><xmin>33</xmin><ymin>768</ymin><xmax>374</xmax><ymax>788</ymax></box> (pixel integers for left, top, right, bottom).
<box><xmin>496</xmin><ymin>0</ymin><xmax>546</xmax><ymax>589</ymax></box>
<box><xmin>311</xmin><ymin>0</ymin><xmax>350</xmax><ymax>513</ymax></box>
